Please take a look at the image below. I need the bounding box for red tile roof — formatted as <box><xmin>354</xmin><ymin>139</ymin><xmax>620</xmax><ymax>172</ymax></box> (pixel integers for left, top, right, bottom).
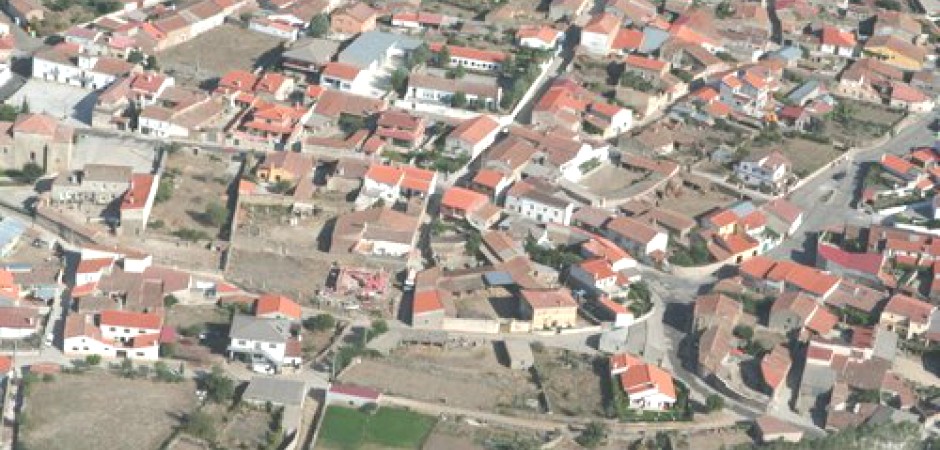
<box><xmin>624</xmin><ymin>54</ymin><xmax>667</xmax><ymax>72</ymax></box>
<box><xmin>413</xmin><ymin>290</ymin><xmax>444</xmax><ymax>315</ymax></box>
<box><xmin>255</xmin><ymin>294</ymin><xmax>302</xmax><ymax>319</ymax></box>
<box><xmin>100</xmin><ymin>310</ymin><xmax>162</xmax><ymax>330</ymax></box>
<box><xmin>449</xmin><ymin>115</ymin><xmax>500</xmax><ymax>145</ymax></box>
<box><xmin>584</xmin><ymin>12</ymin><xmax>620</xmax><ymax>35</ymax></box>
<box><xmin>816</xmin><ymin>243</ymin><xmax>884</xmax><ymax>276</ymax></box>
<box><xmin>884</xmin><ymin>293</ymin><xmax>935</xmax><ymax>324</ymax></box>
<box><xmin>517</xmin><ymin>25</ymin><xmax>560</xmax><ymax>44</ymax></box>
<box><xmin>520</xmin><ymin>288</ymin><xmax>577</xmax><ymax>310</ymax></box>
<box><xmin>365</xmin><ymin>164</ymin><xmax>403</xmax><ymax>186</ymax></box>
<box><xmin>321</xmin><ymin>62</ymin><xmax>361</xmax><ymax>80</ymax></box>
<box><xmin>620</xmin><ymin>361</ymin><xmax>677</xmax><ymax>400</ymax></box>
<box><xmin>429</xmin><ymin>42</ymin><xmax>506</xmax><ymax>63</ymax></box>
<box><xmin>760</xmin><ymin>345</ymin><xmax>791</xmax><ymax>390</ymax></box>
<box><xmin>880</xmin><ymin>154</ymin><xmax>916</xmax><ymax>176</ymax></box>
<box><xmin>472</xmin><ymin>169</ymin><xmax>505</xmax><ymax>189</ymax></box>
<box><xmin>820</xmin><ymin>26</ymin><xmax>856</xmax><ymax>48</ymax></box>
<box><xmin>612</xmin><ymin>28</ymin><xmax>644</xmax><ymax>51</ymax></box>
<box><xmin>441</xmin><ymin>186</ymin><xmax>489</xmax><ymax>214</ymax></box>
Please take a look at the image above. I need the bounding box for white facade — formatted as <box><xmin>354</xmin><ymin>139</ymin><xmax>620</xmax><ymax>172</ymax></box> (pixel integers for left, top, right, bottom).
<box><xmin>605</xmin><ymin>108</ymin><xmax>633</xmax><ymax>137</ymax></box>
<box><xmin>362</xmin><ymin>238</ymin><xmax>412</xmax><ymax>257</ymax></box>
<box><xmin>321</xmin><ymin>71</ymin><xmax>372</xmax><ymax>94</ymax></box>
<box><xmin>228</xmin><ymin>336</ymin><xmax>288</xmax><ymax>364</ymax></box>
<box><xmin>581</xmin><ymin>30</ymin><xmax>612</xmax><ymax>56</ymax></box>
<box><xmin>100</xmin><ymin>322</ymin><xmax>160</xmax><ymax>342</ymax></box>
<box><xmin>558</xmin><ymin>143</ymin><xmax>610</xmax><ymax>182</ymax></box>
<box><xmin>820</xmin><ymin>43</ymin><xmax>854</xmax><ymax>58</ymax></box>
<box><xmin>249</xmin><ymin>20</ymin><xmax>299</xmax><ymax>41</ymax></box>
<box><xmin>407</xmin><ymin>85</ymin><xmax>500</xmax><ymax>109</ymax></box>
<box><xmin>519</xmin><ymin>33</ymin><xmax>561</xmax><ymax>50</ymax></box>
<box><xmin>361</xmin><ymin>177</ymin><xmax>401</xmax><ymax>203</ymax></box>
<box><xmin>446</xmin><ymin>129</ymin><xmax>499</xmax><ymax>159</ymax></box>
<box><xmin>626</xmin><ymin>385</ymin><xmax>676</xmax><ymax>411</ymax></box>
<box><xmin>64</xmin><ymin>334</ymin><xmax>160</xmax><ymax>361</ymax></box>
<box><xmin>138</xmin><ymin>114</ymin><xmax>190</xmax><ymax>138</ymax></box>
<box><xmin>505</xmin><ymin>193</ymin><xmax>574</xmax><ymax>226</ymax></box>
<box><xmin>736</xmin><ymin>160</ymin><xmax>787</xmax><ymax>187</ymax></box>
<box><xmin>0</xmin><ymin>325</ymin><xmax>36</xmax><ymax>339</ymax></box>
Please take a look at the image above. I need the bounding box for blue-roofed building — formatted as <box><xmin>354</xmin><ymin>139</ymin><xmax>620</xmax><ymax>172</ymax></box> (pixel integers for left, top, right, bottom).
<box><xmin>640</xmin><ymin>27</ymin><xmax>670</xmax><ymax>54</ymax></box>
<box><xmin>337</xmin><ymin>31</ymin><xmax>423</xmax><ymax>72</ymax></box>
<box><xmin>0</xmin><ymin>218</ymin><xmax>26</xmax><ymax>257</ymax></box>
<box><xmin>786</xmin><ymin>80</ymin><xmax>823</xmax><ymax>106</ymax></box>
<box><xmin>767</xmin><ymin>46</ymin><xmax>802</xmax><ymax>68</ymax></box>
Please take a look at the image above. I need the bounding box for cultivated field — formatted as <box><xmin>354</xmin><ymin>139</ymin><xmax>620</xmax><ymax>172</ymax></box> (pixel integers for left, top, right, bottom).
<box><xmin>340</xmin><ymin>345</ymin><xmax>539</xmax><ymax>412</ymax></box>
<box><xmin>318</xmin><ymin>405</ymin><xmax>436</xmax><ymax>450</ymax></box>
<box><xmin>20</xmin><ymin>372</ymin><xmax>197</xmax><ymax>450</ymax></box>
<box><xmin>160</xmin><ymin>24</ymin><xmax>285</xmax><ymax>86</ymax></box>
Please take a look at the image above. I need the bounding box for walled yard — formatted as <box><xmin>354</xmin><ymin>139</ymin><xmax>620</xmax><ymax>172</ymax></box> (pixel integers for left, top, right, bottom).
<box><xmin>661</xmin><ymin>187</ymin><xmax>738</xmax><ymax>220</ymax></box>
<box><xmin>534</xmin><ymin>348</ymin><xmax>607</xmax><ymax>418</ymax></box>
<box><xmin>149</xmin><ymin>150</ymin><xmax>237</xmax><ymax>243</ymax></box>
<box><xmin>825</xmin><ymin>98</ymin><xmax>906</xmax><ymax>145</ymax></box>
<box><xmin>340</xmin><ymin>345</ymin><xmax>540</xmax><ymax>412</ymax></box>
<box><xmin>751</xmin><ymin>136</ymin><xmax>845</xmax><ymax>177</ymax></box>
<box><xmin>159</xmin><ymin>24</ymin><xmax>285</xmax><ymax>86</ymax></box>
<box><xmin>19</xmin><ymin>372</ymin><xmax>198</xmax><ymax>450</ymax></box>
<box><xmin>317</xmin><ymin>405</ymin><xmax>436</xmax><ymax>450</ymax></box>
<box><xmin>579</xmin><ymin>164</ymin><xmax>655</xmax><ymax>199</ymax></box>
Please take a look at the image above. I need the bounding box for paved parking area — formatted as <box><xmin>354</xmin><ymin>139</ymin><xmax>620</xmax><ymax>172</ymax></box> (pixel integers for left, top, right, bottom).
<box><xmin>5</xmin><ymin>79</ymin><xmax>97</xmax><ymax>127</ymax></box>
<box><xmin>72</xmin><ymin>133</ymin><xmax>159</xmax><ymax>172</ymax></box>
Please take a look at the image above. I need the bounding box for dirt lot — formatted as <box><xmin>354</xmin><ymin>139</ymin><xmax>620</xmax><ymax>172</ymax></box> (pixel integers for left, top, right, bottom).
<box><xmin>534</xmin><ymin>348</ymin><xmax>606</xmax><ymax>418</ymax></box>
<box><xmin>150</xmin><ymin>150</ymin><xmax>237</xmax><ymax>242</ymax></box>
<box><xmin>826</xmin><ymin>98</ymin><xmax>906</xmax><ymax>145</ymax></box>
<box><xmin>20</xmin><ymin>371</ymin><xmax>197</xmax><ymax>450</ymax></box>
<box><xmin>661</xmin><ymin>186</ymin><xmax>737</xmax><ymax>220</ymax></box>
<box><xmin>160</xmin><ymin>24</ymin><xmax>285</xmax><ymax>87</ymax></box>
<box><xmin>340</xmin><ymin>345</ymin><xmax>540</xmax><ymax>412</ymax></box>
<box><xmin>579</xmin><ymin>164</ymin><xmax>651</xmax><ymax>197</ymax></box>
<box><xmin>446</xmin><ymin>287</ymin><xmax>516</xmax><ymax>320</ymax></box>
<box><xmin>757</xmin><ymin>137</ymin><xmax>845</xmax><ymax>176</ymax></box>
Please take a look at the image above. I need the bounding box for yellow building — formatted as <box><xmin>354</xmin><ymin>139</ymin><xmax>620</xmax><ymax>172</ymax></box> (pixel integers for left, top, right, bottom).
<box><xmin>256</xmin><ymin>151</ymin><xmax>314</xmax><ymax>184</ymax></box>
<box><xmin>518</xmin><ymin>289</ymin><xmax>579</xmax><ymax>329</ymax></box>
<box><xmin>864</xmin><ymin>35</ymin><xmax>925</xmax><ymax>71</ymax></box>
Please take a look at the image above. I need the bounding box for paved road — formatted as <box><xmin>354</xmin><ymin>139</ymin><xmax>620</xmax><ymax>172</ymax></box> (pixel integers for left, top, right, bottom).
<box><xmin>768</xmin><ymin>112</ymin><xmax>937</xmax><ymax>264</ymax></box>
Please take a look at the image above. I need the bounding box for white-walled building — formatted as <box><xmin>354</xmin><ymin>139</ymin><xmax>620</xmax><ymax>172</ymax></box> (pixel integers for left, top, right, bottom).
<box><xmin>63</xmin><ymin>310</ymin><xmax>162</xmax><ymax>361</ymax></box>
<box><xmin>227</xmin><ymin>314</ymin><xmax>302</xmax><ymax>371</ymax></box>
<box><xmin>505</xmin><ymin>179</ymin><xmax>575</xmax><ymax>226</ymax></box>
<box><xmin>445</xmin><ymin>115</ymin><xmax>501</xmax><ymax>159</ymax></box>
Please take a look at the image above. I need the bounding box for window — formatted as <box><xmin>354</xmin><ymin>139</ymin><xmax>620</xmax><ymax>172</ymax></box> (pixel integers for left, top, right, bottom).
<box><xmin>71</xmin><ymin>347</ymin><xmax>78</xmax><ymax>351</ymax></box>
<box><xmin>238</xmin><ymin>340</ymin><xmax>247</xmax><ymax>345</ymax></box>
<box><xmin>136</xmin><ymin>352</ymin><xmax>144</xmax><ymax>356</ymax></box>
<box><xmin>110</xmin><ymin>327</ymin><xmax>116</xmax><ymax>331</ymax></box>
<box><xmin>269</xmin><ymin>343</ymin><xmax>277</xmax><ymax>349</ymax></box>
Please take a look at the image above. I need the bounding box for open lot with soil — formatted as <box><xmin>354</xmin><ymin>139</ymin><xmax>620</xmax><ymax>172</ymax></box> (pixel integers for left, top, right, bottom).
<box><xmin>150</xmin><ymin>150</ymin><xmax>237</xmax><ymax>242</ymax></box>
<box><xmin>579</xmin><ymin>164</ymin><xmax>653</xmax><ymax>197</ymax></box>
<box><xmin>756</xmin><ymin>137</ymin><xmax>845</xmax><ymax>177</ymax></box>
<box><xmin>826</xmin><ymin>98</ymin><xmax>906</xmax><ymax>145</ymax></box>
<box><xmin>7</xmin><ymin>79</ymin><xmax>97</xmax><ymax>127</ymax></box>
<box><xmin>660</xmin><ymin>187</ymin><xmax>738</xmax><ymax>220</ymax></box>
<box><xmin>318</xmin><ymin>405</ymin><xmax>436</xmax><ymax>450</ymax></box>
<box><xmin>422</xmin><ymin>420</ymin><xmax>544</xmax><ymax>450</ymax></box>
<box><xmin>159</xmin><ymin>24</ymin><xmax>285</xmax><ymax>87</ymax></box>
<box><xmin>340</xmin><ymin>345</ymin><xmax>540</xmax><ymax>412</ymax></box>
<box><xmin>534</xmin><ymin>348</ymin><xmax>606</xmax><ymax>418</ymax></box>
<box><xmin>20</xmin><ymin>371</ymin><xmax>197</xmax><ymax>450</ymax></box>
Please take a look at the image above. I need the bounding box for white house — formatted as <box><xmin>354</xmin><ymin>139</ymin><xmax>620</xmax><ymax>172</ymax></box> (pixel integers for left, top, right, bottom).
<box><xmin>719</xmin><ymin>69</ymin><xmax>772</xmax><ymax>119</ymax></box>
<box><xmin>517</xmin><ymin>25</ymin><xmax>563</xmax><ymax>50</ymax></box>
<box><xmin>63</xmin><ymin>311</ymin><xmax>162</xmax><ymax>361</ymax></box>
<box><xmin>249</xmin><ymin>18</ymin><xmax>299</xmax><ymax>41</ymax></box>
<box><xmin>735</xmin><ymin>150</ymin><xmax>791</xmax><ymax>189</ymax></box>
<box><xmin>227</xmin><ymin>314</ymin><xmax>302</xmax><ymax>371</ymax></box>
<box><xmin>557</xmin><ymin>141</ymin><xmax>611</xmax><ymax>182</ymax></box>
<box><xmin>445</xmin><ymin>115</ymin><xmax>501</xmax><ymax>159</ymax></box>
<box><xmin>580</xmin><ymin>13</ymin><xmax>619</xmax><ymax>55</ymax></box>
<box><xmin>610</xmin><ymin>353</ymin><xmax>677</xmax><ymax>411</ymax></box>
<box><xmin>569</xmin><ymin>258</ymin><xmax>634</xmax><ymax>299</ymax></box>
<box><xmin>818</xmin><ymin>26</ymin><xmax>856</xmax><ymax>58</ymax></box>
<box><xmin>0</xmin><ymin>307</ymin><xmax>40</xmax><ymax>339</ymax></box>
<box><xmin>430</xmin><ymin>42</ymin><xmax>505</xmax><ymax>73</ymax></box>
<box><xmin>596</xmin><ymin>298</ymin><xmax>634</xmax><ymax>328</ymax></box>
<box><xmin>505</xmin><ymin>179</ymin><xmax>575</xmax><ymax>226</ymax></box>
<box><xmin>137</xmin><ymin>108</ymin><xmax>190</xmax><ymax>138</ymax></box>
<box><xmin>74</xmin><ymin>258</ymin><xmax>114</xmax><ymax>286</ymax></box>
<box><xmin>320</xmin><ymin>62</ymin><xmax>372</xmax><ymax>93</ymax></box>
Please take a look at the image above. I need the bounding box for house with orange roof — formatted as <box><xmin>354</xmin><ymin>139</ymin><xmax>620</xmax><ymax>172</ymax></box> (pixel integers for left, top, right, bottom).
<box><xmin>581</xmin><ymin>12</ymin><xmax>620</xmax><ymax>55</ymax></box>
<box><xmin>692</xmin><ymin>293</ymin><xmax>742</xmax><ymax>331</ymax></box>
<box><xmin>603</xmin><ymin>216</ymin><xmax>668</xmax><ymax>262</ymax></box>
<box><xmin>330</xmin><ymin>2</ymin><xmax>377</xmax><ymax>36</ymax></box>
<box><xmin>623</xmin><ymin>54</ymin><xmax>670</xmax><ymax>80</ymax></box>
<box><xmin>889</xmin><ymin>82</ymin><xmax>935</xmax><ymax>113</ymax></box>
<box><xmin>610</xmin><ymin>353</ymin><xmax>677</xmax><ymax>410</ymax></box>
<box><xmin>569</xmin><ymin>258</ymin><xmax>637</xmax><ymax>300</ymax></box>
<box><xmin>760</xmin><ymin>344</ymin><xmax>792</xmax><ymax>401</ymax></box>
<box><xmin>357</xmin><ymin>163</ymin><xmax>437</xmax><ymax>209</ymax></box>
<box><xmin>739</xmin><ymin>257</ymin><xmax>841</xmax><ymax>300</ymax></box>
<box><xmin>64</xmin><ymin>310</ymin><xmax>163</xmax><ymax>361</ymax></box>
<box><xmin>320</xmin><ymin>62</ymin><xmax>370</xmax><ymax>94</ymax></box>
<box><xmin>596</xmin><ymin>297</ymin><xmax>634</xmax><ymax>327</ymax></box>
<box><xmin>769</xmin><ymin>291</ymin><xmax>838</xmax><ymax>338</ymax></box>
<box><xmin>445</xmin><ymin>115</ymin><xmax>501</xmax><ymax>159</ymax></box>
<box><xmin>410</xmin><ymin>289</ymin><xmax>445</xmax><ymax>328</ymax></box>
<box><xmin>817</xmin><ymin>26</ymin><xmax>856</xmax><ymax>58</ymax></box>
<box><xmin>516</xmin><ymin>25</ymin><xmax>563</xmax><ymax>50</ymax></box>
<box><xmin>470</xmin><ymin>169</ymin><xmax>512</xmax><ymax>201</ymax></box>
<box><xmin>880</xmin><ymin>293</ymin><xmax>936</xmax><ymax>340</ymax></box>
<box><xmin>391</xmin><ymin>11</ymin><xmax>449</xmax><ymax>30</ymax></box>
<box><xmin>429</xmin><ymin>42</ymin><xmax>507</xmax><ymax>73</ymax></box>
<box><xmin>440</xmin><ymin>186</ymin><xmax>501</xmax><ymax>229</ymax></box>
<box><xmin>248</xmin><ymin>17</ymin><xmax>299</xmax><ymax>41</ymax></box>
<box><xmin>505</xmin><ymin>178</ymin><xmax>576</xmax><ymax>226</ymax></box>
<box><xmin>719</xmin><ymin>67</ymin><xmax>774</xmax><ymax>119</ymax></box>
<box><xmin>255</xmin><ymin>294</ymin><xmax>302</xmax><ymax>321</ymax></box>
<box><xmin>533</xmin><ymin>78</ymin><xmax>633</xmax><ymax>138</ymax></box>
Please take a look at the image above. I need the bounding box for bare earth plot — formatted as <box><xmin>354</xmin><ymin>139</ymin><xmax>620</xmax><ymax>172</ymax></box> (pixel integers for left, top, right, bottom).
<box><xmin>159</xmin><ymin>24</ymin><xmax>285</xmax><ymax>86</ymax></box>
<box><xmin>340</xmin><ymin>346</ymin><xmax>539</xmax><ymax>412</ymax></box>
<box><xmin>534</xmin><ymin>348</ymin><xmax>606</xmax><ymax>418</ymax></box>
<box><xmin>20</xmin><ymin>372</ymin><xmax>197</xmax><ymax>450</ymax></box>
<box><xmin>150</xmin><ymin>151</ymin><xmax>235</xmax><ymax>241</ymax></box>
<box><xmin>579</xmin><ymin>164</ymin><xmax>650</xmax><ymax>197</ymax></box>
<box><xmin>772</xmin><ymin>137</ymin><xmax>844</xmax><ymax>176</ymax></box>
<box><xmin>661</xmin><ymin>188</ymin><xmax>737</xmax><ymax>220</ymax></box>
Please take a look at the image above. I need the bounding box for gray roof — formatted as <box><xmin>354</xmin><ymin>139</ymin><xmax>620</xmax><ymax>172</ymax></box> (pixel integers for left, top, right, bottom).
<box><xmin>337</xmin><ymin>31</ymin><xmax>422</xmax><ymax>68</ymax></box>
<box><xmin>242</xmin><ymin>376</ymin><xmax>307</xmax><ymax>406</ymax></box>
<box><xmin>786</xmin><ymin>80</ymin><xmax>821</xmax><ymax>104</ymax></box>
<box><xmin>229</xmin><ymin>315</ymin><xmax>291</xmax><ymax>343</ymax></box>
<box><xmin>0</xmin><ymin>218</ymin><xmax>25</xmax><ymax>251</ymax></box>
<box><xmin>503</xmin><ymin>340</ymin><xmax>533</xmax><ymax>362</ymax></box>
<box><xmin>640</xmin><ymin>27</ymin><xmax>670</xmax><ymax>54</ymax></box>
<box><xmin>282</xmin><ymin>38</ymin><xmax>341</xmax><ymax>65</ymax></box>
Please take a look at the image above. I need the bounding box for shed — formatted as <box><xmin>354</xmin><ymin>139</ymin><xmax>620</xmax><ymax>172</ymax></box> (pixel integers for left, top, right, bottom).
<box><xmin>503</xmin><ymin>340</ymin><xmax>534</xmax><ymax>370</ymax></box>
<box><xmin>242</xmin><ymin>377</ymin><xmax>308</xmax><ymax>406</ymax></box>
<box><xmin>327</xmin><ymin>383</ymin><xmax>381</xmax><ymax>407</ymax></box>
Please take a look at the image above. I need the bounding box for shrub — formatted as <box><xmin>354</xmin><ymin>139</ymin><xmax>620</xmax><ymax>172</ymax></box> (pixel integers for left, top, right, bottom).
<box><xmin>303</xmin><ymin>314</ymin><xmax>335</xmax><ymax>332</ymax></box>
<box><xmin>85</xmin><ymin>354</ymin><xmax>101</xmax><ymax>366</ymax></box>
<box><xmin>182</xmin><ymin>410</ymin><xmax>216</xmax><ymax>441</ymax></box>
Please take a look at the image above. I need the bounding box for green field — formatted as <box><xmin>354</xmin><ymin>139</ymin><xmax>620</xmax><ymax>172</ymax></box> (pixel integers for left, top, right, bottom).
<box><xmin>318</xmin><ymin>405</ymin><xmax>437</xmax><ymax>449</ymax></box>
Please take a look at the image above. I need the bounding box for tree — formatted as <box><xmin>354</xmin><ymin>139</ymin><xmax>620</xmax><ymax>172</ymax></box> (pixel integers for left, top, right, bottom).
<box><xmin>303</xmin><ymin>313</ymin><xmax>335</xmax><ymax>332</ymax></box>
<box><xmin>390</xmin><ymin>67</ymin><xmax>409</xmax><ymax>93</ymax></box>
<box><xmin>447</xmin><ymin>65</ymin><xmax>466</xmax><ymax>79</ymax></box>
<box><xmin>706</xmin><ymin>394</ymin><xmax>724</xmax><ymax>412</ymax></box>
<box><xmin>127</xmin><ymin>50</ymin><xmax>144</xmax><ymax>64</ymax></box>
<box><xmin>733</xmin><ymin>324</ymin><xmax>754</xmax><ymax>341</ymax></box>
<box><xmin>182</xmin><ymin>410</ymin><xmax>217</xmax><ymax>441</ymax></box>
<box><xmin>204</xmin><ymin>202</ymin><xmax>228</xmax><ymax>227</ymax></box>
<box><xmin>437</xmin><ymin>45</ymin><xmax>451</xmax><ymax>68</ymax></box>
<box><xmin>19</xmin><ymin>98</ymin><xmax>29</xmax><ymax>114</ymax></box>
<box><xmin>407</xmin><ymin>43</ymin><xmax>430</xmax><ymax>68</ymax></box>
<box><xmin>576</xmin><ymin>421</ymin><xmax>608</xmax><ymax>448</ymax></box>
<box><xmin>451</xmin><ymin>91</ymin><xmax>468</xmax><ymax>108</ymax></box>
<box><xmin>0</xmin><ymin>104</ymin><xmax>17</xmax><ymax>121</ymax></box>
<box><xmin>307</xmin><ymin>13</ymin><xmax>329</xmax><ymax>37</ymax></box>
<box><xmin>164</xmin><ymin>294</ymin><xmax>179</xmax><ymax>308</ymax></box>
<box><xmin>369</xmin><ymin>319</ymin><xmax>389</xmax><ymax>339</ymax></box>
<box><xmin>21</xmin><ymin>163</ymin><xmax>44</xmax><ymax>182</ymax></box>
<box><xmin>85</xmin><ymin>354</ymin><xmax>101</xmax><ymax>366</ymax></box>
<box><xmin>270</xmin><ymin>179</ymin><xmax>293</xmax><ymax>194</ymax></box>
<box><xmin>464</xmin><ymin>230</ymin><xmax>481</xmax><ymax>255</ymax></box>
<box><xmin>155</xmin><ymin>178</ymin><xmax>174</xmax><ymax>203</ymax></box>
<box><xmin>203</xmin><ymin>366</ymin><xmax>235</xmax><ymax>403</ymax></box>
<box><xmin>159</xmin><ymin>343</ymin><xmax>177</xmax><ymax>359</ymax></box>
<box><xmin>145</xmin><ymin>55</ymin><xmax>158</xmax><ymax>71</ymax></box>
<box><xmin>715</xmin><ymin>1</ymin><xmax>734</xmax><ymax>18</ymax></box>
